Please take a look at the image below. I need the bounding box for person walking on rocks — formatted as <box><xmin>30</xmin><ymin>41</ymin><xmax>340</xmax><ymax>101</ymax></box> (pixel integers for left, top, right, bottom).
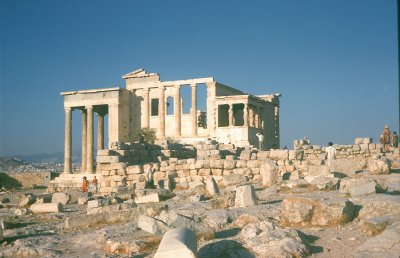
<box><xmin>82</xmin><ymin>176</ymin><xmax>89</xmax><ymax>193</ymax></box>
<box><xmin>325</xmin><ymin>142</ymin><xmax>336</xmax><ymax>171</ymax></box>
<box><xmin>392</xmin><ymin>131</ymin><xmax>398</xmax><ymax>148</ymax></box>
<box><xmin>145</xmin><ymin>164</ymin><xmax>155</xmax><ymax>189</ymax></box>
<box><xmin>256</xmin><ymin>132</ymin><xmax>264</xmax><ymax>150</ymax></box>
<box><xmin>380</xmin><ymin>125</ymin><xmax>391</xmax><ymax>152</ymax></box>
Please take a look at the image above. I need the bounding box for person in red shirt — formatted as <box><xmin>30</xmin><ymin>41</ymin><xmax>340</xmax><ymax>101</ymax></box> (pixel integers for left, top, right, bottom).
<box><xmin>82</xmin><ymin>176</ymin><xmax>89</xmax><ymax>192</ymax></box>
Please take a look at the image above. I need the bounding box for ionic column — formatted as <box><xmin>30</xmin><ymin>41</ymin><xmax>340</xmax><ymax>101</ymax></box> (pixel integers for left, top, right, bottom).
<box><xmin>81</xmin><ymin>109</ymin><xmax>87</xmax><ymax>172</ymax></box>
<box><xmin>86</xmin><ymin>106</ymin><xmax>94</xmax><ymax>173</ymax></box>
<box><xmin>228</xmin><ymin>104</ymin><xmax>233</xmax><ymax>127</ymax></box>
<box><xmin>191</xmin><ymin>84</ymin><xmax>197</xmax><ymax>135</ymax></box>
<box><xmin>174</xmin><ymin>85</ymin><xmax>181</xmax><ymax>136</ymax></box>
<box><xmin>64</xmin><ymin>107</ymin><xmax>72</xmax><ymax>174</ymax></box>
<box><xmin>159</xmin><ymin>86</ymin><xmax>166</xmax><ymax>138</ymax></box>
<box><xmin>143</xmin><ymin>88</ymin><xmax>150</xmax><ymax>128</ymax></box>
<box><xmin>249</xmin><ymin>105</ymin><xmax>254</xmax><ymax>127</ymax></box>
<box><xmin>97</xmin><ymin>111</ymin><xmax>104</xmax><ymax>150</ymax></box>
<box><xmin>243</xmin><ymin>104</ymin><xmax>249</xmax><ymax>126</ymax></box>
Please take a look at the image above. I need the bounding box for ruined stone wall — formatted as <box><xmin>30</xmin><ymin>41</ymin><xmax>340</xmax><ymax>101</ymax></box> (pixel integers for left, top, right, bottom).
<box><xmin>95</xmin><ymin>138</ymin><xmax>399</xmax><ymax>193</ymax></box>
<box><xmin>8</xmin><ymin>171</ymin><xmax>52</xmax><ymax>187</ymax></box>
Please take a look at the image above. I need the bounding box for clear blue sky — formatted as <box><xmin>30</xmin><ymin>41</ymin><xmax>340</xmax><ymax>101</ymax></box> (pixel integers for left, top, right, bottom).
<box><xmin>0</xmin><ymin>0</ymin><xmax>398</xmax><ymax>156</ymax></box>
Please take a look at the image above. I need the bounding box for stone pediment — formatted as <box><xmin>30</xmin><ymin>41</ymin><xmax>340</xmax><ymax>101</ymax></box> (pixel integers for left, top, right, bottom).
<box><xmin>122</xmin><ymin>68</ymin><xmax>159</xmax><ymax>79</ymax></box>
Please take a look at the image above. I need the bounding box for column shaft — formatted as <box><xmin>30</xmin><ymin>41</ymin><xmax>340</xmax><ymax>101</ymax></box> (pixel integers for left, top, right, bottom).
<box><xmin>97</xmin><ymin>113</ymin><xmax>104</xmax><ymax>150</ymax></box>
<box><xmin>228</xmin><ymin>104</ymin><xmax>233</xmax><ymax>127</ymax></box>
<box><xmin>174</xmin><ymin>85</ymin><xmax>181</xmax><ymax>136</ymax></box>
<box><xmin>191</xmin><ymin>84</ymin><xmax>197</xmax><ymax>135</ymax></box>
<box><xmin>243</xmin><ymin>104</ymin><xmax>248</xmax><ymax>126</ymax></box>
<box><xmin>159</xmin><ymin>86</ymin><xmax>166</xmax><ymax>138</ymax></box>
<box><xmin>81</xmin><ymin>110</ymin><xmax>87</xmax><ymax>172</ymax></box>
<box><xmin>86</xmin><ymin>106</ymin><xmax>94</xmax><ymax>173</ymax></box>
<box><xmin>64</xmin><ymin>108</ymin><xmax>72</xmax><ymax>174</ymax></box>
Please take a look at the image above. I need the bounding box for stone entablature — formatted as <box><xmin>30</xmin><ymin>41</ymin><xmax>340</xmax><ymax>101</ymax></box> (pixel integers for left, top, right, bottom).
<box><xmin>61</xmin><ymin>68</ymin><xmax>281</xmax><ymax>174</ymax></box>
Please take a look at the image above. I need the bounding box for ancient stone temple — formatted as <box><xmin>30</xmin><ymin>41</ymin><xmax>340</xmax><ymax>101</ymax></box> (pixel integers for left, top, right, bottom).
<box><xmin>61</xmin><ymin>69</ymin><xmax>281</xmax><ymax>173</ymax></box>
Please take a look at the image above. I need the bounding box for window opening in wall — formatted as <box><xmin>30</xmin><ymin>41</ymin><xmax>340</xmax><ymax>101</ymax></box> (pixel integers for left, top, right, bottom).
<box><xmin>180</xmin><ymin>85</ymin><xmax>191</xmax><ymax>114</ymax></box>
<box><xmin>151</xmin><ymin>99</ymin><xmax>159</xmax><ymax>116</ymax></box>
<box><xmin>233</xmin><ymin>103</ymin><xmax>244</xmax><ymax>126</ymax></box>
<box><xmin>218</xmin><ymin>104</ymin><xmax>229</xmax><ymax>127</ymax></box>
<box><xmin>197</xmin><ymin>83</ymin><xmax>207</xmax><ymax>128</ymax></box>
<box><xmin>166</xmin><ymin>96</ymin><xmax>174</xmax><ymax>115</ymax></box>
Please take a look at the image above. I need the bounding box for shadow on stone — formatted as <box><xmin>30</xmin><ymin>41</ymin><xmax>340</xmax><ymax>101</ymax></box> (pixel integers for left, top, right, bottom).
<box><xmin>198</xmin><ymin>239</ymin><xmax>255</xmax><ymax>258</ymax></box>
<box><xmin>215</xmin><ymin>228</ymin><xmax>241</xmax><ymax>238</ymax></box>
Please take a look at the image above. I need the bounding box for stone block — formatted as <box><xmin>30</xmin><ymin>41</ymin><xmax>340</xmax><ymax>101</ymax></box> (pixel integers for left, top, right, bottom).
<box><xmin>235</xmin><ymin>184</ymin><xmax>257</xmax><ymax>208</ymax></box>
<box><xmin>18</xmin><ymin>194</ymin><xmax>36</xmax><ymax>207</ymax></box>
<box><xmin>269</xmin><ymin>149</ymin><xmax>289</xmax><ymax>160</ymax></box>
<box><xmin>96</xmin><ymin>155</ymin><xmax>121</xmax><ymax>163</ymax></box>
<box><xmin>135</xmin><ymin>193</ymin><xmax>160</xmax><ymax>204</ymax></box>
<box><xmin>354</xmin><ymin>222</ymin><xmax>400</xmax><ymax>258</ymax></box>
<box><xmin>307</xmin><ymin>165</ymin><xmax>330</xmax><ymax>176</ymax></box>
<box><xmin>355</xmin><ymin>138</ymin><xmax>363</xmax><ymax>144</ymax></box>
<box><xmin>205</xmin><ymin>177</ymin><xmax>219</xmax><ymax>196</ymax></box>
<box><xmin>240</xmin><ymin>151</ymin><xmax>251</xmax><ymax>160</ymax></box>
<box><xmin>281</xmin><ymin>197</ymin><xmax>356</xmax><ymax>226</ymax></box>
<box><xmin>51</xmin><ymin>192</ymin><xmax>71</xmax><ymax>205</ymax></box>
<box><xmin>158</xmin><ymin>210</ymin><xmax>195</xmax><ymax>230</ymax></box>
<box><xmin>154</xmin><ymin>227</ymin><xmax>197</xmax><ymax>258</ymax></box>
<box><xmin>310</xmin><ymin>176</ymin><xmax>340</xmax><ymax>190</ymax></box>
<box><xmin>138</xmin><ymin>215</ymin><xmax>170</xmax><ymax>236</ymax></box>
<box><xmin>260</xmin><ymin>159</ymin><xmax>279</xmax><ymax>187</ymax></box>
<box><xmin>222</xmin><ymin>174</ymin><xmax>248</xmax><ymax>186</ymax></box>
<box><xmin>30</xmin><ymin>203</ymin><xmax>63</xmax><ymax>214</ymax></box>
<box><xmin>340</xmin><ymin>178</ymin><xmax>377</xmax><ymax>196</ymax></box>
<box><xmin>368</xmin><ymin>159</ymin><xmax>391</xmax><ymax>174</ymax></box>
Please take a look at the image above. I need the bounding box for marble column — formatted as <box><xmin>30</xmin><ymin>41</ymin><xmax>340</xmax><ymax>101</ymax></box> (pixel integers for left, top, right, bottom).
<box><xmin>243</xmin><ymin>104</ymin><xmax>249</xmax><ymax>126</ymax></box>
<box><xmin>228</xmin><ymin>104</ymin><xmax>233</xmax><ymax>127</ymax></box>
<box><xmin>174</xmin><ymin>85</ymin><xmax>181</xmax><ymax>136</ymax></box>
<box><xmin>143</xmin><ymin>88</ymin><xmax>150</xmax><ymax>128</ymax></box>
<box><xmin>159</xmin><ymin>86</ymin><xmax>166</xmax><ymax>138</ymax></box>
<box><xmin>81</xmin><ymin>109</ymin><xmax>87</xmax><ymax>172</ymax></box>
<box><xmin>191</xmin><ymin>84</ymin><xmax>197</xmax><ymax>135</ymax></box>
<box><xmin>86</xmin><ymin>106</ymin><xmax>94</xmax><ymax>173</ymax></box>
<box><xmin>64</xmin><ymin>107</ymin><xmax>72</xmax><ymax>174</ymax></box>
<box><xmin>97</xmin><ymin>112</ymin><xmax>104</xmax><ymax>150</ymax></box>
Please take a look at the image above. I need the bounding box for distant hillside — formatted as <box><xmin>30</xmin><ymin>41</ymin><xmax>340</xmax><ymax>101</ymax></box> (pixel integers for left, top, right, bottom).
<box><xmin>14</xmin><ymin>151</ymin><xmax>81</xmax><ymax>164</ymax></box>
<box><xmin>0</xmin><ymin>157</ymin><xmax>28</xmax><ymax>172</ymax></box>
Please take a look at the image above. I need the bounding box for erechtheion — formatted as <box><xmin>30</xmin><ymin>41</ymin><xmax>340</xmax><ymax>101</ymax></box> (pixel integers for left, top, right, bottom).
<box><xmin>61</xmin><ymin>69</ymin><xmax>281</xmax><ymax>173</ymax></box>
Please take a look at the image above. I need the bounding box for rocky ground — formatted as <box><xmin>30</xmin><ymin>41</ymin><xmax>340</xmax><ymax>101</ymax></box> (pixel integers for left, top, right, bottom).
<box><xmin>0</xmin><ymin>168</ymin><xmax>399</xmax><ymax>257</ymax></box>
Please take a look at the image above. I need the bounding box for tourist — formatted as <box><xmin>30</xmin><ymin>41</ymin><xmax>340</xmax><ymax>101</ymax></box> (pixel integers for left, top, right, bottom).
<box><xmin>380</xmin><ymin>125</ymin><xmax>391</xmax><ymax>152</ymax></box>
<box><xmin>91</xmin><ymin>176</ymin><xmax>98</xmax><ymax>193</ymax></box>
<box><xmin>145</xmin><ymin>164</ymin><xmax>155</xmax><ymax>189</ymax></box>
<box><xmin>256</xmin><ymin>132</ymin><xmax>264</xmax><ymax>150</ymax></box>
<box><xmin>325</xmin><ymin>142</ymin><xmax>336</xmax><ymax>171</ymax></box>
<box><xmin>392</xmin><ymin>131</ymin><xmax>398</xmax><ymax>148</ymax></box>
<box><xmin>82</xmin><ymin>176</ymin><xmax>89</xmax><ymax>193</ymax></box>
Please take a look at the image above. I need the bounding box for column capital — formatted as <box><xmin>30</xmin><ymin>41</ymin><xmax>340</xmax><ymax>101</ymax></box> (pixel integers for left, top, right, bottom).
<box><xmin>191</xmin><ymin>83</ymin><xmax>197</xmax><ymax>88</ymax></box>
<box><xmin>86</xmin><ymin>105</ymin><xmax>93</xmax><ymax>110</ymax></box>
<box><xmin>64</xmin><ymin>107</ymin><xmax>72</xmax><ymax>112</ymax></box>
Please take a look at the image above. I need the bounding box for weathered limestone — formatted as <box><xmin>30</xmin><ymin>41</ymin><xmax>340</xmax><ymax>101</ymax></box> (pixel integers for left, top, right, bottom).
<box><xmin>30</xmin><ymin>203</ymin><xmax>63</xmax><ymax>214</ymax></box>
<box><xmin>154</xmin><ymin>227</ymin><xmax>197</xmax><ymax>258</ymax></box>
<box><xmin>260</xmin><ymin>158</ymin><xmax>279</xmax><ymax>187</ymax></box>
<box><xmin>135</xmin><ymin>193</ymin><xmax>160</xmax><ymax>204</ymax></box>
<box><xmin>368</xmin><ymin>158</ymin><xmax>391</xmax><ymax>174</ymax></box>
<box><xmin>309</xmin><ymin>176</ymin><xmax>340</xmax><ymax>190</ymax></box>
<box><xmin>205</xmin><ymin>176</ymin><xmax>219</xmax><ymax>196</ymax></box>
<box><xmin>81</xmin><ymin>109</ymin><xmax>87</xmax><ymax>172</ymax></box>
<box><xmin>340</xmin><ymin>178</ymin><xmax>378</xmax><ymax>196</ymax></box>
<box><xmin>235</xmin><ymin>184</ymin><xmax>257</xmax><ymax>207</ymax></box>
<box><xmin>239</xmin><ymin>221</ymin><xmax>309</xmax><ymax>257</ymax></box>
<box><xmin>138</xmin><ymin>215</ymin><xmax>170</xmax><ymax>236</ymax></box>
<box><xmin>51</xmin><ymin>192</ymin><xmax>71</xmax><ymax>205</ymax></box>
<box><xmin>18</xmin><ymin>194</ymin><xmax>37</xmax><ymax>207</ymax></box>
<box><xmin>354</xmin><ymin>222</ymin><xmax>400</xmax><ymax>258</ymax></box>
<box><xmin>280</xmin><ymin>196</ymin><xmax>356</xmax><ymax>226</ymax></box>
